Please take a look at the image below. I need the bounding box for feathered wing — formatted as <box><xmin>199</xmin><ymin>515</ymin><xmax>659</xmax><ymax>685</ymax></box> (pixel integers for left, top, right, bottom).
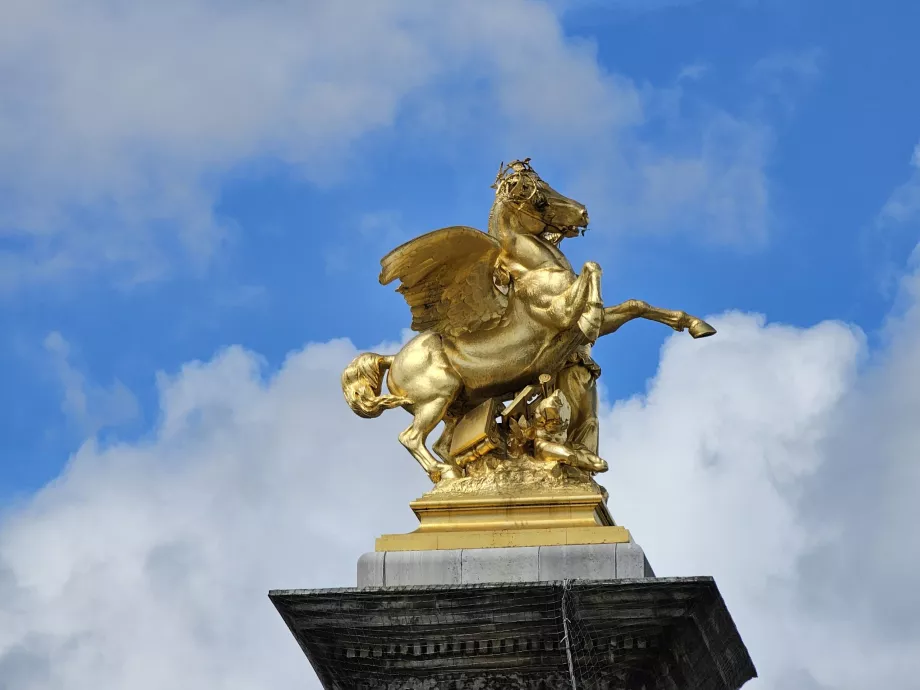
<box><xmin>379</xmin><ymin>226</ymin><xmax>507</xmax><ymax>337</ymax></box>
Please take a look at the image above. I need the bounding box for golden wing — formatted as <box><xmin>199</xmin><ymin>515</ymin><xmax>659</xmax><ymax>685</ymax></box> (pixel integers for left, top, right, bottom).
<box><xmin>379</xmin><ymin>226</ymin><xmax>508</xmax><ymax>337</ymax></box>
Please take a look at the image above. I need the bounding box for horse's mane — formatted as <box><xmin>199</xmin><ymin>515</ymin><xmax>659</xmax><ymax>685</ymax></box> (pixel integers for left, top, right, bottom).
<box><xmin>488</xmin><ymin>158</ymin><xmax>547</xmax><ymax>240</ymax></box>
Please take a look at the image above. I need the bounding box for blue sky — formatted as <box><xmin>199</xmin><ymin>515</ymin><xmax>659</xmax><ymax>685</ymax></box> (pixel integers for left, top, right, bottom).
<box><xmin>1</xmin><ymin>1</ymin><xmax>920</xmax><ymax>688</ymax></box>
<box><xmin>4</xmin><ymin>0</ymin><xmax>917</xmax><ymax>498</ymax></box>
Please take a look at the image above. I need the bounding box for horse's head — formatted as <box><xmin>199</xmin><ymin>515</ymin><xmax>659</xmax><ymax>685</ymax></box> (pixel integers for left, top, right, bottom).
<box><xmin>490</xmin><ymin>159</ymin><xmax>589</xmax><ymax>244</ymax></box>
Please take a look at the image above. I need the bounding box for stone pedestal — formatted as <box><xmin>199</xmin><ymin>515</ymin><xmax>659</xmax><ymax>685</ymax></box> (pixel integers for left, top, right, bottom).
<box><xmin>271</xmin><ymin>488</ymin><xmax>755</xmax><ymax>689</ymax></box>
<box><xmin>270</xmin><ymin>577</ymin><xmax>757</xmax><ymax>690</ymax></box>
<box><xmin>358</xmin><ymin>541</ymin><xmax>655</xmax><ymax>587</ymax></box>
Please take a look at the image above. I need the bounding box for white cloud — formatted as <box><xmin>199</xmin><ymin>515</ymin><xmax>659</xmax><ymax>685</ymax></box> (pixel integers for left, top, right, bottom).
<box><xmin>677</xmin><ymin>62</ymin><xmax>709</xmax><ymax>82</ymax></box>
<box><xmin>551</xmin><ymin>0</ymin><xmax>703</xmax><ymax>12</ymax></box>
<box><xmin>0</xmin><ymin>0</ymin><xmax>774</xmax><ymax>289</ymax></box>
<box><xmin>0</xmin><ymin>337</ymin><xmax>428</xmax><ymax>689</ymax></box>
<box><xmin>604</xmin><ymin>259</ymin><xmax>920</xmax><ymax>688</ymax></box>
<box><xmin>750</xmin><ymin>48</ymin><xmax>823</xmax><ymax>93</ymax></box>
<box><xmin>42</xmin><ymin>331</ymin><xmax>139</xmax><ymax>435</ymax></box>
<box><xmin>603</xmin><ymin>313</ymin><xmax>864</xmax><ymax>687</ymax></box>
<box><xmin>616</xmin><ymin>113</ymin><xmax>771</xmax><ymax>246</ymax></box>
<box><xmin>878</xmin><ymin>142</ymin><xmax>920</xmax><ymax>226</ymax></box>
<box><xmin>870</xmin><ymin>141</ymin><xmax>920</xmax><ymax>295</ymax></box>
<box><xmin>4</xmin><ymin>272</ymin><xmax>920</xmax><ymax>688</ymax></box>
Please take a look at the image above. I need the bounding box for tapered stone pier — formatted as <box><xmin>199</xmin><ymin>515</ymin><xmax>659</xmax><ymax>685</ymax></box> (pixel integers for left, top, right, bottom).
<box><xmin>270</xmin><ymin>492</ymin><xmax>756</xmax><ymax>689</ymax></box>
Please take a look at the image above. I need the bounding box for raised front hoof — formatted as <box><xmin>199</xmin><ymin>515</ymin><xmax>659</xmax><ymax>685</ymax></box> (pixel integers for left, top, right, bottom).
<box><xmin>689</xmin><ymin>319</ymin><xmax>717</xmax><ymax>339</ymax></box>
<box><xmin>429</xmin><ymin>463</ymin><xmax>461</xmax><ymax>483</ymax></box>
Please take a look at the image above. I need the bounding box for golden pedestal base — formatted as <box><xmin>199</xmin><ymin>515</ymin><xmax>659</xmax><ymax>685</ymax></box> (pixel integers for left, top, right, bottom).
<box><xmin>375</xmin><ymin>492</ymin><xmax>631</xmax><ymax>552</ymax></box>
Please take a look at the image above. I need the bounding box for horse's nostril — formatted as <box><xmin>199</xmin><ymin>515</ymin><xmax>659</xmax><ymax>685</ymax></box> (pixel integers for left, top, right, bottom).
<box><xmin>581</xmin><ymin>209</ymin><xmax>589</xmax><ymax>225</ymax></box>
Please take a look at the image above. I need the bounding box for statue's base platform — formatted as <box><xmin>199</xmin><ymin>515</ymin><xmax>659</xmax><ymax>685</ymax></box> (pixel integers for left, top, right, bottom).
<box><xmin>376</xmin><ymin>491</ymin><xmax>626</xmax><ymax>552</ymax></box>
<box><xmin>376</xmin><ymin>525</ymin><xmax>630</xmax><ymax>551</ymax></box>
<box><xmin>273</xmin><ymin>488</ymin><xmax>755</xmax><ymax>688</ymax></box>
<box><xmin>359</xmin><ymin>541</ymin><xmax>654</xmax><ymax>587</ymax></box>
<box><xmin>270</xmin><ymin>577</ymin><xmax>757</xmax><ymax>690</ymax></box>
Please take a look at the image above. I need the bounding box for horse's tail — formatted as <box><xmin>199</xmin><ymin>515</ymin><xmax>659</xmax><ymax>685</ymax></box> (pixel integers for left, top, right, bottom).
<box><xmin>341</xmin><ymin>353</ymin><xmax>409</xmax><ymax>419</ymax></box>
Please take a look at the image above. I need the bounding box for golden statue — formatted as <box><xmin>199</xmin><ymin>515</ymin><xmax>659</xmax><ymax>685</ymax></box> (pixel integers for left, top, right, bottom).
<box><xmin>342</xmin><ymin>159</ymin><xmax>715</xmax><ymax>550</ymax></box>
<box><xmin>342</xmin><ymin>159</ymin><xmax>714</xmax><ymax>550</ymax></box>
<box><xmin>342</xmin><ymin>159</ymin><xmax>715</xmax><ymax>548</ymax></box>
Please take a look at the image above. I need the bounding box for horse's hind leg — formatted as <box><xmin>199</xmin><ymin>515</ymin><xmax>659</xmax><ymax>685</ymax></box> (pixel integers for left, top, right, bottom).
<box><xmin>432</xmin><ymin>415</ymin><xmax>458</xmax><ymax>464</ymax></box>
<box><xmin>388</xmin><ymin>332</ymin><xmax>463</xmax><ymax>482</ymax></box>
<box><xmin>399</xmin><ymin>399</ymin><xmax>460</xmax><ymax>482</ymax></box>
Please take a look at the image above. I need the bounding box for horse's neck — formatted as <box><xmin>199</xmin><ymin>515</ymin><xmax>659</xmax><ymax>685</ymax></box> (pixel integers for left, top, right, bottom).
<box><xmin>489</xmin><ymin>201</ymin><xmax>571</xmax><ymax>272</ymax></box>
<box><xmin>525</xmin><ymin>235</ymin><xmax>571</xmax><ymax>269</ymax></box>
<box><xmin>486</xmin><ymin>199</ymin><xmax>503</xmax><ymax>238</ymax></box>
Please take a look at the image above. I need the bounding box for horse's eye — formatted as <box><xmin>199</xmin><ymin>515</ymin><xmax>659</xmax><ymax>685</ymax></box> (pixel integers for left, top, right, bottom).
<box><xmin>534</xmin><ymin>197</ymin><xmax>548</xmax><ymax>210</ymax></box>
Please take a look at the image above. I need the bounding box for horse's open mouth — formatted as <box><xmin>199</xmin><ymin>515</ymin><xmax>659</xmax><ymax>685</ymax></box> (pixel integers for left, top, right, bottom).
<box><xmin>541</xmin><ymin>224</ymin><xmax>586</xmax><ymax>245</ymax></box>
<box><xmin>556</xmin><ymin>224</ymin><xmax>586</xmax><ymax>239</ymax></box>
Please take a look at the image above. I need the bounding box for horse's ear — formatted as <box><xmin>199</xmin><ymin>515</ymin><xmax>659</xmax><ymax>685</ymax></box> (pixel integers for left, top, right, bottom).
<box><xmin>491</xmin><ymin>161</ymin><xmax>506</xmax><ymax>190</ymax></box>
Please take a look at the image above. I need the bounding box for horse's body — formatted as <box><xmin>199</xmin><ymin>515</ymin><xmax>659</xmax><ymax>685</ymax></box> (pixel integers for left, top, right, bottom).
<box><xmin>342</xmin><ymin>160</ymin><xmax>714</xmax><ymax>481</ymax></box>
<box><xmin>387</xmin><ymin>262</ymin><xmax>593</xmax><ymax>402</ymax></box>
<box><xmin>441</xmin><ymin>298</ymin><xmax>587</xmax><ymax>397</ymax></box>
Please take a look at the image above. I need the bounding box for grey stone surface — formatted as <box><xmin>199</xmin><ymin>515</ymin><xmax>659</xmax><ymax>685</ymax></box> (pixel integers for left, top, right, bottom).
<box><xmin>461</xmin><ymin>546</ymin><xmax>539</xmax><ymax>584</ymax></box>
<box><xmin>357</xmin><ymin>541</ymin><xmax>655</xmax><ymax>586</ymax></box>
<box><xmin>384</xmin><ymin>549</ymin><xmax>462</xmax><ymax>586</ymax></box>
<box><xmin>538</xmin><ymin>543</ymin><xmax>618</xmax><ymax>580</ymax></box>
<box><xmin>355</xmin><ymin>552</ymin><xmax>384</xmax><ymax>588</ymax></box>
<box><xmin>270</xmin><ymin>577</ymin><xmax>758</xmax><ymax>690</ymax></box>
<box><xmin>616</xmin><ymin>541</ymin><xmax>656</xmax><ymax>578</ymax></box>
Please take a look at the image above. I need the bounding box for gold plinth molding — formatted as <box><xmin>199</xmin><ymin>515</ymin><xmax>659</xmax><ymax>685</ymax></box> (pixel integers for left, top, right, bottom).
<box><xmin>375</xmin><ymin>492</ymin><xmax>631</xmax><ymax>552</ymax></box>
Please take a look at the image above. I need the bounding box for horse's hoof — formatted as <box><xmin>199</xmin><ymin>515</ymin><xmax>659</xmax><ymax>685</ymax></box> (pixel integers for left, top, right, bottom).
<box><xmin>431</xmin><ymin>463</ymin><xmax>461</xmax><ymax>482</ymax></box>
<box><xmin>689</xmin><ymin>319</ymin><xmax>717</xmax><ymax>339</ymax></box>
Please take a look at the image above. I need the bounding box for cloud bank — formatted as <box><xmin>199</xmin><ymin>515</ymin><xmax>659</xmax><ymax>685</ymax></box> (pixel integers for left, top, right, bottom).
<box><xmin>3</xmin><ymin>263</ymin><xmax>920</xmax><ymax>688</ymax></box>
<box><xmin>0</xmin><ymin>0</ymin><xmax>771</xmax><ymax>289</ymax></box>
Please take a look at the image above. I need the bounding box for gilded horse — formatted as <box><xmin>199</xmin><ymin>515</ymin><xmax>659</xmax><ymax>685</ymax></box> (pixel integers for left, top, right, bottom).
<box><xmin>342</xmin><ymin>160</ymin><xmax>714</xmax><ymax>481</ymax></box>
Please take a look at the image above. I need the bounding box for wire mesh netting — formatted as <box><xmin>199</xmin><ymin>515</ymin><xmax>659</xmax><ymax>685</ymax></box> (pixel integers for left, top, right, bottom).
<box><xmin>270</xmin><ymin>577</ymin><xmax>755</xmax><ymax>690</ymax></box>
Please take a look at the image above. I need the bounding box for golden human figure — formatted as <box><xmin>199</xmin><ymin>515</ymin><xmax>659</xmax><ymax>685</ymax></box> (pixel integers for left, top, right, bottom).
<box><xmin>342</xmin><ymin>159</ymin><xmax>715</xmax><ymax>492</ymax></box>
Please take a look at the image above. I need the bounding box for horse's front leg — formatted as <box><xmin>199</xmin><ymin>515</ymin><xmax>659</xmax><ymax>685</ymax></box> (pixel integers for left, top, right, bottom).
<box><xmin>545</xmin><ymin>262</ymin><xmax>604</xmax><ymax>341</ymax></box>
<box><xmin>599</xmin><ymin>299</ymin><xmax>648</xmax><ymax>337</ymax></box>
<box><xmin>600</xmin><ymin>300</ymin><xmax>716</xmax><ymax>339</ymax></box>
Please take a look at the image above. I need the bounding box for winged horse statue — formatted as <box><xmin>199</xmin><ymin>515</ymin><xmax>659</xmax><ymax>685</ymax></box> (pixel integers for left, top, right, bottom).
<box><xmin>342</xmin><ymin>159</ymin><xmax>715</xmax><ymax>482</ymax></box>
